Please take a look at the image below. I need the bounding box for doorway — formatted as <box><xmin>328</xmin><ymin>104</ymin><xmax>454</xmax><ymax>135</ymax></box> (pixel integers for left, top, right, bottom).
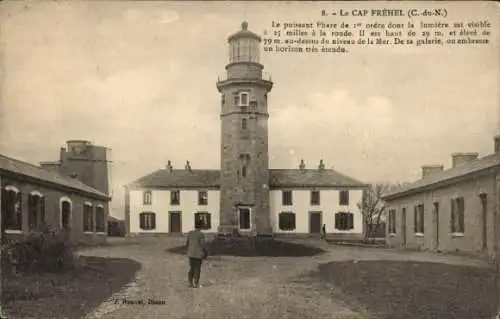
<box><xmin>401</xmin><ymin>207</ymin><xmax>407</xmax><ymax>248</ymax></box>
<box><xmin>309</xmin><ymin>211</ymin><xmax>322</xmax><ymax>234</ymax></box>
<box><xmin>433</xmin><ymin>202</ymin><xmax>440</xmax><ymax>250</ymax></box>
<box><xmin>238</xmin><ymin>207</ymin><xmax>251</xmax><ymax>230</ymax></box>
<box><xmin>169</xmin><ymin>211</ymin><xmax>182</xmax><ymax>233</ymax></box>
<box><xmin>480</xmin><ymin>193</ymin><xmax>488</xmax><ymax>251</ymax></box>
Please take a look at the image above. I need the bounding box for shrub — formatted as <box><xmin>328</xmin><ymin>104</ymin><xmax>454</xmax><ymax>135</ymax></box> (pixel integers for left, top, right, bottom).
<box><xmin>2</xmin><ymin>226</ymin><xmax>75</xmax><ymax>274</ymax></box>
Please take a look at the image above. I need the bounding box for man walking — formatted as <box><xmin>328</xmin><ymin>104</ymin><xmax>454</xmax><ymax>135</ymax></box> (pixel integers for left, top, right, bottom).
<box><xmin>186</xmin><ymin>220</ymin><xmax>207</xmax><ymax>288</ymax></box>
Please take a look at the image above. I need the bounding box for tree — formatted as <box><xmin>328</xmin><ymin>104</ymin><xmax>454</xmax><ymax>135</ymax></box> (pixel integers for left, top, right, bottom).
<box><xmin>358</xmin><ymin>182</ymin><xmax>410</xmax><ymax>242</ymax></box>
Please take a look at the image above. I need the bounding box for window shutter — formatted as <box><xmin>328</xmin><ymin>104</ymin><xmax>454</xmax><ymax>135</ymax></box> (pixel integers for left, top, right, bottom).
<box><xmin>414</xmin><ymin>207</ymin><xmax>418</xmax><ymax>232</ymax></box>
<box><xmin>151</xmin><ymin>214</ymin><xmax>156</xmax><ymax>230</ymax></box>
<box><xmin>139</xmin><ymin>214</ymin><xmax>144</xmax><ymax>230</ymax></box>
<box><xmin>40</xmin><ymin>197</ymin><xmax>45</xmax><ymax>225</ymax></box>
<box><xmin>450</xmin><ymin>199</ymin><xmax>455</xmax><ymax>232</ymax></box>
<box><xmin>347</xmin><ymin>213</ymin><xmax>354</xmax><ymax>230</ymax></box>
<box><xmin>458</xmin><ymin>198</ymin><xmax>465</xmax><ymax>233</ymax></box>
<box><xmin>335</xmin><ymin>213</ymin><xmax>340</xmax><ymax>229</ymax></box>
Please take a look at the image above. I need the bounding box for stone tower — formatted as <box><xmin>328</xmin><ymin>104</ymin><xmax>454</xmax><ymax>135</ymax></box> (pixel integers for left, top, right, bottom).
<box><xmin>216</xmin><ymin>22</ymin><xmax>273</xmax><ymax>235</ymax></box>
<box><xmin>58</xmin><ymin>140</ymin><xmax>111</xmax><ymax>196</ymax></box>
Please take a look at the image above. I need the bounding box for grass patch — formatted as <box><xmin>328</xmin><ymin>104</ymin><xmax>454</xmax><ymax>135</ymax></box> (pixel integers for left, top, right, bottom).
<box><xmin>2</xmin><ymin>256</ymin><xmax>141</xmax><ymax>318</ymax></box>
<box><xmin>168</xmin><ymin>237</ymin><xmax>326</xmax><ymax>257</ymax></box>
<box><xmin>302</xmin><ymin>260</ymin><xmax>498</xmax><ymax>319</ymax></box>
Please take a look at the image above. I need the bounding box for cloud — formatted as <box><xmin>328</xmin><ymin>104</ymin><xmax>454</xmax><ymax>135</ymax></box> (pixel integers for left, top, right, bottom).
<box><xmin>123</xmin><ymin>8</ymin><xmax>179</xmax><ymax>25</ymax></box>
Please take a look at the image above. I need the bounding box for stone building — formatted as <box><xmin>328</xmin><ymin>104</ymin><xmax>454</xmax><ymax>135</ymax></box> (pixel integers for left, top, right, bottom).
<box><xmin>382</xmin><ymin>135</ymin><xmax>500</xmax><ymax>259</ymax></box>
<box><xmin>125</xmin><ymin>22</ymin><xmax>367</xmax><ymax>237</ymax></box>
<box><xmin>0</xmin><ymin>140</ymin><xmax>111</xmax><ymax>245</ymax></box>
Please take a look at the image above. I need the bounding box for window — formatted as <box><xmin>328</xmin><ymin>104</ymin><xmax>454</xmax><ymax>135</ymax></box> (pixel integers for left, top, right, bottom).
<box><xmin>198</xmin><ymin>191</ymin><xmax>208</xmax><ymax>206</ymax></box>
<box><xmin>241</xmin><ymin>165</ymin><xmax>247</xmax><ymax>177</ymax></box>
<box><xmin>28</xmin><ymin>192</ymin><xmax>45</xmax><ymax>231</ymax></box>
<box><xmin>239</xmin><ymin>92</ymin><xmax>249</xmax><ymax>106</ymax></box>
<box><xmin>310</xmin><ymin>190</ymin><xmax>320</xmax><ymax>205</ymax></box>
<box><xmin>194</xmin><ymin>212</ymin><xmax>211</xmax><ymax>230</ymax></box>
<box><xmin>139</xmin><ymin>212</ymin><xmax>156</xmax><ymax>230</ymax></box>
<box><xmin>282</xmin><ymin>190</ymin><xmax>293</xmax><ymax>206</ymax></box>
<box><xmin>414</xmin><ymin>204</ymin><xmax>424</xmax><ymax>234</ymax></box>
<box><xmin>143</xmin><ymin>191</ymin><xmax>152</xmax><ymax>205</ymax></box>
<box><xmin>335</xmin><ymin>212</ymin><xmax>354</xmax><ymax>230</ymax></box>
<box><xmin>239</xmin><ymin>208</ymin><xmax>251</xmax><ymax>230</ymax></box>
<box><xmin>339</xmin><ymin>190</ymin><xmax>349</xmax><ymax>206</ymax></box>
<box><xmin>278</xmin><ymin>212</ymin><xmax>296</xmax><ymax>231</ymax></box>
<box><xmin>60</xmin><ymin>199</ymin><xmax>72</xmax><ymax>230</ymax></box>
<box><xmin>2</xmin><ymin>187</ymin><xmax>22</xmax><ymax>231</ymax></box>
<box><xmin>96</xmin><ymin>205</ymin><xmax>105</xmax><ymax>233</ymax></box>
<box><xmin>83</xmin><ymin>203</ymin><xmax>94</xmax><ymax>232</ymax></box>
<box><xmin>221</xmin><ymin>94</ymin><xmax>225</xmax><ymax>105</ymax></box>
<box><xmin>234</xmin><ymin>95</ymin><xmax>240</xmax><ymax>106</ymax></box>
<box><xmin>451</xmin><ymin>197</ymin><xmax>465</xmax><ymax>234</ymax></box>
<box><xmin>242</xmin><ymin>118</ymin><xmax>247</xmax><ymax>130</ymax></box>
<box><xmin>249</xmin><ymin>101</ymin><xmax>258</xmax><ymax>109</ymax></box>
<box><xmin>170</xmin><ymin>190</ymin><xmax>180</xmax><ymax>205</ymax></box>
<box><xmin>388</xmin><ymin>209</ymin><xmax>396</xmax><ymax>234</ymax></box>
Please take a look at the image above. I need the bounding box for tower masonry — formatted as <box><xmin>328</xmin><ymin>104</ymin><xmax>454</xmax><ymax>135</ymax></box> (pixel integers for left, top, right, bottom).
<box><xmin>40</xmin><ymin>140</ymin><xmax>112</xmax><ymax>197</ymax></box>
<box><xmin>216</xmin><ymin>21</ymin><xmax>273</xmax><ymax>235</ymax></box>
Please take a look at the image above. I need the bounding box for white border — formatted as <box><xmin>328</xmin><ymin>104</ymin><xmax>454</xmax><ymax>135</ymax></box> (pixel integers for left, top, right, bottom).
<box><xmin>4</xmin><ymin>185</ymin><xmax>19</xmax><ymax>193</ymax></box>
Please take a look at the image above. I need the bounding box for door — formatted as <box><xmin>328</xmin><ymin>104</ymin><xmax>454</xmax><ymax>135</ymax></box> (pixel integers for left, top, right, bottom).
<box><xmin>480</xmin><ymin>194</ymin><xmax>488</xmax><ymax>250</ymax></box>
<box><xmin>238</xmin><ymin>207</ymin><xmax>251</xmax><ymax>230</ymax></box>
<box><xmin>433</xmin><ymin>202</ymin><xmax>440</xmax><ymax>250</ymax></box>
<box><xmin>401</xmin><ymin>207</ymin><xmax>407</xmax><ymax>248</ymax></box>
<box><xmin>309</xmin><ymin>211</ymin><xmax>322</xmax><ymax>234</ymax></box>
<box><xmin>169</xmin><ymin>212</ymin><xmax>182</xmax><ymax>233</ymax></box>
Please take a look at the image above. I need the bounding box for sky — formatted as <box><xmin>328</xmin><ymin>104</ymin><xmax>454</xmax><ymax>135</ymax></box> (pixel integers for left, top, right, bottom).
<box><xmin>1</xmin><ymin>1</ymin><xmax>498</xmax><ymax>218</ymax></box>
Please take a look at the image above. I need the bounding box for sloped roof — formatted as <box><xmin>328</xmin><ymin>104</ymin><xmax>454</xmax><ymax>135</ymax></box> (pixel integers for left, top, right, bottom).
<box><xmin>127</xmin><ymin>168</ymin><xmax>367</xmax><ymax>189</ymax></box>
<box><xmin>269</xmin><ymin>169</ymin><xmax>367</xmax><ymax>188</ymax></box>
<box><xmin>0</xmin><ymin>154</ymin><xmax>109</xmax><ymax>199</ymax></box>
<box><xmin>128</xmin><ymin>169</ymin><xmax>221</xmax><ymax>189</ymax></box>
<box><xmin>227</xmin><ymin>21</ymin><xmax>261</xmax><ymax>42</ymax></box>
<box><xmin>382</xmin><ymin>153</ymin><xmax>500</xmax><ymax>200</ymax></box>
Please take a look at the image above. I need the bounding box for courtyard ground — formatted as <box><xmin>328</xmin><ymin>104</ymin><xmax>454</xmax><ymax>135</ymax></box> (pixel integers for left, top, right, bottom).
<box><xmin>3</xmin><ymin>237</ymin><xmax>498</xmax><ymax>319</ymax></box>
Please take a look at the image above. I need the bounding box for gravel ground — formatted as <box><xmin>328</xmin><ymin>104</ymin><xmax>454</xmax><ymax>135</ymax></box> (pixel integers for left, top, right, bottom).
<box><xmin>8</xmin><ymin>237</ymin><xmax>495</xmax><ymax>319</ymax></box>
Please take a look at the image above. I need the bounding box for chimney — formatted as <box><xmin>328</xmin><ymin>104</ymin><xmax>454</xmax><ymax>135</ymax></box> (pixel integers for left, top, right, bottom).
<box><xmin>185</xmin><ymin>160</ymin><xmax>192</xmax><ymax>172</ymax></box>
<box><xmin>494</xmin><ymin>135</ymin><xmax>500</xmax><ymax>153</ymax></box>
<box><xmin>166</xmin><ymin>160</ymin><xmax>173</xmax><ymax>172</ymax></box>
<box><xmin>421</xmin><ymin>165</ymin><xmax>444</xmax><ymax>179</ymax></box>
<box><xmin>318</xmin><ymin>159</ymin><xmax>325</xmax><ymax>171</ymax></box>
<box><xmin>299</xmin><ymin>159</ymin><xmax>306</xmax><ymax>170</ymax></box>
<box><xmin>451</xmin><ymin>152</ymin><xmax>479</xmax><ymax>168</ymax></box>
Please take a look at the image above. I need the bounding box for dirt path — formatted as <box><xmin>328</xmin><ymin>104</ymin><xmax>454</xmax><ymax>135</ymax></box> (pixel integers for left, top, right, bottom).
<box><xmin>83</xmin><ymin>238</ymin><xmax>493</xmax><ymax>319</ymax></box>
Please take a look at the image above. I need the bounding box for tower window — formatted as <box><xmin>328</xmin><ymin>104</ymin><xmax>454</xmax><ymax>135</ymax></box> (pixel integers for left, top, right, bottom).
<box><xmin>242</xmin><ymin>118</ymin><xmax>247</xmax><ymax>129</ymax></box>
<box><xmin>239</xmin><ymin>92</ymin><xmax>249</xmax><ymax>106</ymax></box>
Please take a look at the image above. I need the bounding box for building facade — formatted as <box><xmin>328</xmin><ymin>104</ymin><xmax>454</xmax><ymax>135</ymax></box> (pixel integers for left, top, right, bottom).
<box><xmin>0</xmin><ymin>140</ymin><xmax>111</xmax><ymax>245</ymax></box>
<box><xmin>383</xmin><ymin>136</ymin><xmax>500</xmax><ymax>259</ymax></box>
<box><xmin>125</xmin><ymin>22</ymin><xmax>367</xmax><ymax>237</ymax></box>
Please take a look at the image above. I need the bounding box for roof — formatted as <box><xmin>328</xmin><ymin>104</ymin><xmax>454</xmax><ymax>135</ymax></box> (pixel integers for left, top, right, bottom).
<box><xmin>128</xmin><ymin>169</ymin><xmax>221</xmax><ymax>189</ymax></box>
<box><xmin>382</xmin><ymin>152</ymin><xmax>500</xmax><ymax>201</ymax></box>
<box><xmin>127</xmin><ymin>168</ymin><xmax>367</xmax><ymax>189</ymax></box>
<box><xmin>227</xmin><ymin>21</ymin><xmax>261</xmax><ymax>42</ymax></box>
<box><xmin>0</xmin><ymin>154</ymin><xmax>109</xmax><ymax>199</ymax></box>
<box><xmin>269</xmin><ymin>169</ymin><xmax>367</xmax><ymax>188</ymax></box>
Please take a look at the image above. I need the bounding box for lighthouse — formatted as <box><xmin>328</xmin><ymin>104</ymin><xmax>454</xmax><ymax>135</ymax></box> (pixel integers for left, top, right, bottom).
<box><xmin>216</xmin><ymin>21</ymin><xmax>274</xmax><ymax>235</ymax></box>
